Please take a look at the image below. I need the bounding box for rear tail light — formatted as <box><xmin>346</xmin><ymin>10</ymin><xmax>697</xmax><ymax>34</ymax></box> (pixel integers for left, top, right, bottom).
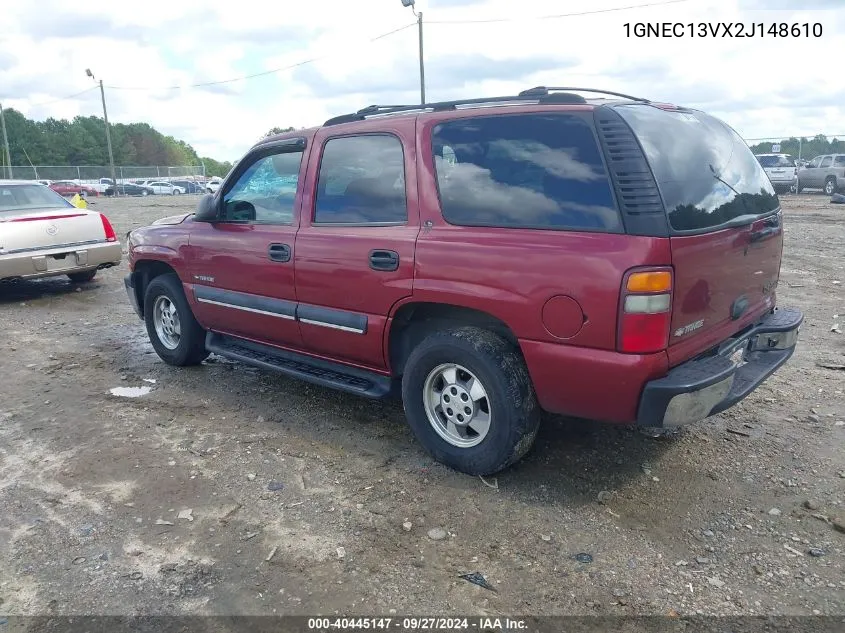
<box><xmin>100</xmin><ymin>213</ymin><xmax>117</xmax><ymax>242</ymax></box>
<box><xmin>618</xmin><ymin>268</ymin><xmax>673</xmax><ymax>354</ymax></box>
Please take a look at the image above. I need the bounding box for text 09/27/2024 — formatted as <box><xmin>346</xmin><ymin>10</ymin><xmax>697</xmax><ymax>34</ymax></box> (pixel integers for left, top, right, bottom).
<box><xmin>624</xmin><ymin>22</ymin><xmax>823</xmax><ymax>38</ymax></box>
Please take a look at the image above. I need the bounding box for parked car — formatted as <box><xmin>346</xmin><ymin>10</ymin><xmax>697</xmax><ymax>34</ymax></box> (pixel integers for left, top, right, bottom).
<box><xmin>171</xmin><ymin>180</ymin><xmax>205</xmax><ymax>194</ymax></box>
<box><xmin>105</xmin><ymin>183</ymin><xmax>154</xmax><ymax>197</ymax></box>
<box><xmin>141</xmin><ymin>181</ymin><xmax>186</xmax><ymax>195</ymax></box>
<box><xmin>124</xmin><ymin>87</ymin><xmax>803</xmax><ymax>475</ymax></box>
<box><xmin>205</xmin><ymin>177</ymin><xmax>222</xmax><ymax>194</ymax></box>
<box><xmin>755</xmin><ymin>153</ymin><xmax>797</xmax><ymax>193</ymax></box>
<box><xmin>1</xmin><ymin>180</ymin><xmax>121</xmax><ymax>283</ymax></box>
<box><xmin>796</xmin><ymin>154</ymin><xmax>845</xmax><ymax>195</ymax></box>
<box><xmin>49</xmin><ymin>180</ymin><xmax>99</xmax><ymax>197</ymax></box>
<box><xmin>88</xmin><ymin>177</ymin><xmax>115</xmax><ymax>194</ymax></box>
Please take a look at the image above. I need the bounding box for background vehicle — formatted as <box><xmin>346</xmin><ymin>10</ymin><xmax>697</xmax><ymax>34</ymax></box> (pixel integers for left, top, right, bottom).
<box><xmin>105</xmin><ymin>183</ymin><xmax>154</xmax><ymax>196</ymax></box>
<box><xmin>797</xmin><ymin>154</ymin><xmax>845</xmax><ymax>195</ymax></box>
<box><xmin>205</xmin><ymin>177</ymin><xmax>222</xmax><ymax>193</ymax></box>
<box><xmin>142</xmin><ymin>181</ymin><xmax>185</xmax><ymax>195</ymax></box>
<box><xmin>49</xmin><ymin>180</ymin><xmax>99</xmax><ymax>197</ymax></box>
<box><xmin>87</xmin><ymin>177</ymin><xmax>115</xmax><ymax>194</ymax></box>
<box><xmin>0</xmin><ymin>180</ymin><xmax>121</xmax><ymax>283</ymax></box>
<box><xmin>755</xmin><ymin>153</ymin><xmax>797</xmax><ymax>193</ymax></box>
<box><xmin>124</xmin><ymin>87</ymin><xmax>802</xmax><ymax>476</ymax></box>
<box><xmin>171</xmin><ymin>179</ymin><xmax>205</xmax><ymax>194</ymax></box>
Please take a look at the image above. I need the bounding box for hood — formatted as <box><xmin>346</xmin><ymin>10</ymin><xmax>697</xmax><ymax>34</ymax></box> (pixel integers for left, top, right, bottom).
<box><xmin>151</xmin><ymin>213</ymin><xmax>193</xmax><ymax>226</ymax></box>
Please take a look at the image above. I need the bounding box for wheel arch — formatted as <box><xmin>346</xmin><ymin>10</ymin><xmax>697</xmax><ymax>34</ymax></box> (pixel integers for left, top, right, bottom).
<box><xmin>387</xmin><ymin>301</ymin><xmax>520</xmax><ymax>378</ymax></box>
<box><xmin>132</xmin><ymin>259</ymin><xmax>180</xmax><ymax>315</ymax></box>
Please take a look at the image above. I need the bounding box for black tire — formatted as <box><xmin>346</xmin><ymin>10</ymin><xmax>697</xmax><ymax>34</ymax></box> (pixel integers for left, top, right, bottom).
<box><xmin>143</xmin><ymin>273</ymin><xmax>209</xmax><ymax>366</ymax></box>
<box><xmin>67</xmin><ymin>269</ymin><xmax>97</xmax><ymax>283</ymax></box>
<box><xmin>141</xmin><ymin>189</ymin><xmax>149</xmax><ymax>196</ymax></box>
<box><xmin>401</xmin><ymin>326</ymin><xmax>540</xmax><ymax>476</ymax></box>
<box><xmin>824</xmin><ymin>178</ymin><xmax>837</xmax><ymax>196</ymax></box>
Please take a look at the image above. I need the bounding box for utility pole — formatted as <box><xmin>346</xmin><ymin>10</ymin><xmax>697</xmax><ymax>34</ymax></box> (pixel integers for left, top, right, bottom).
<box><xmin>401</xmin><ymin>0</ymin><xmax>426</xmax><ymax>105</ymax></box>
<box><xmin>0</xmin><ymin>102</ymin><xmax>12</xmax><ymax>179</ymax></box>
<box><xmin>86</xmin><ymin>69</ymin><xmax>118</xmax><ymax>194</ymax></box>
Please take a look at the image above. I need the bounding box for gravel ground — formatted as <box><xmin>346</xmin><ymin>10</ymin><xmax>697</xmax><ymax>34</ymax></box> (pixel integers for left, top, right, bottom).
<box><xmin>0</xmin><ymin>193</ymin><xmax>843</xmax><ymax>617</ymax></box>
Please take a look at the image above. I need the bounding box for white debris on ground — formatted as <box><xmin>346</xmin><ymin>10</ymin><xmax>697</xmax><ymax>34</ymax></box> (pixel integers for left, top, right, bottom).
<box><xmin>109</xmin><ymin>386</ymin><xmax>153</xmax><ymax>398</ymax></box>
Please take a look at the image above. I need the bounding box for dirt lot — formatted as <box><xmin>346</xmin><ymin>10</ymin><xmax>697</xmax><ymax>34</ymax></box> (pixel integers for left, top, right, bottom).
<box><xmin>1</xmin><ymin>193</ymin><xmax>843</xmax><ymax>618</ymax></box>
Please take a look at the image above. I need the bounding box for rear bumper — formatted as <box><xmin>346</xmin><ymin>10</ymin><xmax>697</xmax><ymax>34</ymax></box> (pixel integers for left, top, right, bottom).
<box><xmin>637</xmin><ymin>307</ymin><xmax>803</xmax><ymax>427</ymax></box>
<box><xmin>0</xmin><ymin>241</ymin><xmax>121</xmax><ymax>281</ymax></box>
<box><xmin>124</xmin><ymin>272</ymin><xmax>144</xmax><ymax>319</ymax></box>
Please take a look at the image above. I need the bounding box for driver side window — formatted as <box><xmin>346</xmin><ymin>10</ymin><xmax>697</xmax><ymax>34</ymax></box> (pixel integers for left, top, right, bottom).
<box><xmin>807</xmin><ymin>156</ymin><xmax>822</xmax><ymax>168</ymax></box>
<box><xmin>222</xmin><ymin>149</ymin><xmax>304</xmax><ymax>224</ymax></box>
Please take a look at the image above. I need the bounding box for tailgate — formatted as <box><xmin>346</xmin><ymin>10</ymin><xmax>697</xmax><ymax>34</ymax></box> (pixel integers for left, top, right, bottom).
<box><xmin>668</xmin><ymin>212</ymin><xmax>782</xmax><ymax>365</ymax></box>
<box><xmin>0</xmin><ymin>209</ymin><xmax>106</xmax><ymax>253</ymax></box>
<box><xmin>614</xmin><ymin>104</ymin><xmax>784</xmax><ymax>366</ymax></box>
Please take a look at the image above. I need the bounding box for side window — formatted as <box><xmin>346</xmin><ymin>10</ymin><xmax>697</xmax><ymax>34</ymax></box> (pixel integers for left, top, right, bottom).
<box><xmin>431</xmin><ymin>113</ymin><xmax>621</xmax><ymax>232</ymax></box>
<box><xmin>819</xmin><ymin>156</ymin><xmax>833</xmax><ymax>168</ymax></box>
<box><xmin>807</xmin><ymin>156</ymin><xmax>822</xmax><ymax>168</ymax></box>
<box><xmin>314</xmin><ymin>135</ymin><xmax>407</xmax><ymax>224</ymax></box>
<box><xmin>835</xmin><ymin>156</ymin><xmax>845</xmax><ymax>167</ymax></box>
<box><xmin>222</xmin><ymin>149</ymin><xmax>304</xmax><ymax>225</ymax></box>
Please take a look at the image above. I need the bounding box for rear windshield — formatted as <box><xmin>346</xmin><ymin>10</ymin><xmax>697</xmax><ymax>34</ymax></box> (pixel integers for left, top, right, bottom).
<box><xmin>616</xmin><ymin>105</ymin><xmax>779</xmax><ymax>232</ymax></box>
<box><xmin>757</xmin><ymin>155</ymin><xmax>795</xmax><ymax>168</ymax></box>
<box><xmin>0</xmin><ymin>184</ymin><xmax>73</xmax><ymax>213</ymax></box>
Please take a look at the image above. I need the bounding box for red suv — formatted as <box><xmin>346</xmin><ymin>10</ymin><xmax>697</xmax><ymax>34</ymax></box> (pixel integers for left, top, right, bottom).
<box><xmin>124</xmin><ymin>87</ymin><xmax>803</xmax><ymax>475</ymax></box>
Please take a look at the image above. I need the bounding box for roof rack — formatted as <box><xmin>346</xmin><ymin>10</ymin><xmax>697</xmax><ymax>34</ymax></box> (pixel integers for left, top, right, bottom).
<box><xmin>322</xmin><ymin>86</ymin><xmax>648</xmax><ymax>127</ymax></box>
<box><xmin>518</xmin><ymin>86</ymin><xmax>650</xmax><ymax>103</ymax></box>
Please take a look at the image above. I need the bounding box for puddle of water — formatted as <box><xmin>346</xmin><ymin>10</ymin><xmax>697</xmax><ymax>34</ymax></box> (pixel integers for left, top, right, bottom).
<box><xmin>109</xmin><ymin>386</ymin><xmax>152</xmax><ymax>398</ymax></box>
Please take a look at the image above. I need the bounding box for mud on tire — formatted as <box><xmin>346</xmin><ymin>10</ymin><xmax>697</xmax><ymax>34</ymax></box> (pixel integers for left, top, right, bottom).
<box><xmin>401</xmin><ymin>326</ymin><xmax>541</xmax><ymax>476</ymax></box>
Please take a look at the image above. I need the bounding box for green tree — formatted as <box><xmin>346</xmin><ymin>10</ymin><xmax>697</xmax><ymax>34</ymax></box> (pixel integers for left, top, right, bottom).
<box><xmin>263</xmin><ymin>126</ymin><xmax>295</xmax><ymax>138</ymax></box>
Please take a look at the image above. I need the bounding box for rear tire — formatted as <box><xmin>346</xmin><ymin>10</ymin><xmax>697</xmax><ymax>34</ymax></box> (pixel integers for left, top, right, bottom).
<box><xmin>401</xmin><ymin>326</ymin><xmax>540</xmax><ymax>476</ymax></box>
<box><xmin>143</xmin><ymin>273</ymin><xmax>209</xmax><ymax>366</ymax></box>
<box><xmin>67</xmin><ymin>269</ymin><xmax>97</xmax><ymax>283</ymax></box>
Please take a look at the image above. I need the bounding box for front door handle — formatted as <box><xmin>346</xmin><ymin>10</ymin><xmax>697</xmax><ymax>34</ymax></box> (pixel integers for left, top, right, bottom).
<box><xmin>369</xmin><ymin>249</ymin><xmax>399</xmax><ymax>272</ymax></box>
<box><xmin>268</xmin><ymin>243</ymin><xmax>291</xmax><ymax>262</ymax></box>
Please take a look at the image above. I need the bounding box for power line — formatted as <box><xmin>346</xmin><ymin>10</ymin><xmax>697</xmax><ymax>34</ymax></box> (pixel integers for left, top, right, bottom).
<box><xmin>105</xmin><ymin>22</ymin><xmax>417</xmax><ymax>92</ymax></box>
<box><xmin>25</xmin><ymin>86</ymin><xmax>100</xmax><ymax>109</ymax></box>
<box><xmin>426</xmin><ymin>0</ymin><xmax>694</xmax><ymax>24</ymax></box>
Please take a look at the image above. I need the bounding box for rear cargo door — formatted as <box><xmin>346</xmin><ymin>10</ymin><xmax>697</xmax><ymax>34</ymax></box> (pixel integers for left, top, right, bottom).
<box><xmin>616</xmin><ymin>105</ymin><xmax>783</xmax><ymax>366</ymax></box>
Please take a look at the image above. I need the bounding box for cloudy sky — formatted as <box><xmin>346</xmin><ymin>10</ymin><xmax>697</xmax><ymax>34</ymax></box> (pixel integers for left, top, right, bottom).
<box><xmin>1</xmin><ymin>0</ymin><xmax>842</xmax><ymax>162</ymax></box>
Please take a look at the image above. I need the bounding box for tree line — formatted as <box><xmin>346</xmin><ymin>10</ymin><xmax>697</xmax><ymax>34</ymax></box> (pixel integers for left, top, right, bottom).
<box><xmin>748</xmin><ymin>135</ymin><xmax>845</xmax><ymax>160</ymax></box>
<box><xmin>0</xmin><ymin>108</ymin><xmax>233</xmax><ymax>177</ymax></box>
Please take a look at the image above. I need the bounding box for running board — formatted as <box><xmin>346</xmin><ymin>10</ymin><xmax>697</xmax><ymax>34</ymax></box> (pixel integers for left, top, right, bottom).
<box><xmin>205</xmin><ymin>332</ymin><xmax>394</xmax><ymax>399</ymax></box>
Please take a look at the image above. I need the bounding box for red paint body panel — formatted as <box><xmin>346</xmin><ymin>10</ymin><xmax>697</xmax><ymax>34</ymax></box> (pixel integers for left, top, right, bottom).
<box><xmin>293</xmin><ymin>117</ymin><xmax>421</xmax><ymax>369</ymax></box>
<box><xmin>667</xmin><ymin>217</ymin><xmax>782</xmax><ymax>366</ymax></box>
<box><xmin>520</xmin><ymin>338</ymin><xmax>669</xmax><ymax>423</ymax></box>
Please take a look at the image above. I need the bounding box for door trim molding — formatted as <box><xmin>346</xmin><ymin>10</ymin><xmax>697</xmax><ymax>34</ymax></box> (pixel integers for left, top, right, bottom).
<box><xmin>193</xmin><ymin>285</ymin><xmax>296</xmax><ymax>320</ymax></box>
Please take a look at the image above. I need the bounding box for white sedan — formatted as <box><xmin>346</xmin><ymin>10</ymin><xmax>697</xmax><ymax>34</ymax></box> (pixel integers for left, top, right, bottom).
<box><xmin>0</xmin><ymin>180</ymin><xmax>122</xmax><ymax>283</ymax></box>
<box><xmin>144</xmin><ymin>181</ymin><xmax>186</xmax><ymax>195</ymax></box>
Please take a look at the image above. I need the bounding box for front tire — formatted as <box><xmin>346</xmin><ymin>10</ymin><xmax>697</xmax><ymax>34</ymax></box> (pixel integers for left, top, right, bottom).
<box><xmin>824</xmin><ymin>178</ymin><xmax>837</xmax><ymax>196</ymax></box>
<box><xmin>67</xmin><ymin>269</ymin><xmax>97</xmax><ymax>283</ymax></box>
<box><xmin>143</xmin><ymin>273</ymin><xmax>209</xmax><ymax>366</ymax></box>
<box><xmin>401</xmin><ymin>327</ymin><xmax>540</xmax><ymax>476</ymax></box>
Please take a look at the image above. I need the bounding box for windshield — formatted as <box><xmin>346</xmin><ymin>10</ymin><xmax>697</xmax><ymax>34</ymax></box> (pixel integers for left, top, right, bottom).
<box><xmin>0</xmin><ymin>184</ymin><xmax>74</xmax><ymax>213</ymax></box>
<box><xmin>616</xmin><ymin>105</ymin><xmax>779</xmax><ymax>232</ymax></box>
<box><xmin>757</xmin><ymin>155</ymin><xmax>795</xmax><ymax>168</ymax></box>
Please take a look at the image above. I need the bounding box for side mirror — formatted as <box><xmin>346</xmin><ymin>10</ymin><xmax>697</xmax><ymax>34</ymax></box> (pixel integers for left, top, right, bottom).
<box><xmin>194</xmin><ymin>193</ymin><xmax>219</xmax><ymax>222</ymax></box>
<box><xmin>227</xmin><ymin>200</ymin><xmax>256</xmax><ymax>223</ymax></box>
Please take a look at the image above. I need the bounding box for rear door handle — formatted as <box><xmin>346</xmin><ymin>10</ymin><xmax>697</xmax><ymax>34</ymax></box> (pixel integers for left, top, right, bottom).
<box><xmin>369</xmin><ymin>249</ymin><xmax>399</xmax><ymax>272</ymax></box>
<box><xmin>268</xmin><ymin>243</ymin><xmax>291</xmax><ymax>262</ymax></box>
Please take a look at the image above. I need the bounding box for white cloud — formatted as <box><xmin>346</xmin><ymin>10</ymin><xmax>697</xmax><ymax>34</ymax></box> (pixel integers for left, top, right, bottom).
<box><xmin>0</xmin><ymin>0</ymin><xmax>842</xmax><ymax>162</ymax></box>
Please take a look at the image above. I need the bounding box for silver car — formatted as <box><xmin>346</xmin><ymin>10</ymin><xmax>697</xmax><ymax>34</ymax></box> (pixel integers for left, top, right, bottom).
<box><xmin>797</xmin><ymin>154</ymin><xmax>845</xmax><ymax>195</ymax></box>
<box><xmin>0</xmin><ymin>180</ymin><xmax>122</xmax><ymax>283</ymax></box>
<box><xmin>755</xmin><ymin>153</ymin><xmax>797</xmax><ymax>194</ymax></box>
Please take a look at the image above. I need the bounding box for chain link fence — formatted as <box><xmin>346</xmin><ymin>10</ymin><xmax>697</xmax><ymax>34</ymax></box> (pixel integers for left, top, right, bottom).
<box><xmin>7</xmin><ymin>165</ymin><xmax>206</xmax><ymax>182</ymax></box>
